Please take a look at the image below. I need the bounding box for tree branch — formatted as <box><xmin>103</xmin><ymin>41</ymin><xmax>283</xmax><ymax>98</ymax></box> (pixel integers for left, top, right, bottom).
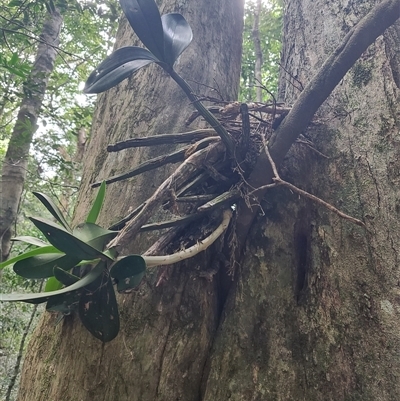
<box><xmin>236</xmin><ymin>0</ymin><xmax>400</xmax><ymax>249</ymax></box>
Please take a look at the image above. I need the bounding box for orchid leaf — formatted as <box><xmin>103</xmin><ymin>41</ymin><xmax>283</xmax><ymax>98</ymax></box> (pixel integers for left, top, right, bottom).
<box><xmin>13</xmin><ymin>253</ymin><xmax>81</xmax><ymax>279</ymax></box>
<box><xmin>161</xmin><ymin>13</ymin><xmax>193</xmax><ymax>66</ymax></box>
<box><xmin>46</xmin><ymin>264</ymin><xmax>81</xmax><ymax>312</ymax></box>
<box><xmin>0</xmin><ymin>262</ymin><xmax>105</xmax><ymax>304</ymax></box>
<box><xmin>30</xmin><ymin>217</ymin><xmax>112</xmax><ymax>261</ymax></box>
<box><xmin>84</xmin><ymin>46</ymin><xmax>158</xmax><ymax>94</ymax></box>
<box><xmin>46</xmin><ymin>291</ymin><xmax>80</xmax><ymax>314</ymax></box>
<box><xmin>79</xmin><ymin>267</ymin><xmax>120</xmax><ymax>342</ymax></box>
<box><xmin>12</xmin><ymin>236</ymin><xmax>50</xmax><ymax>247</ymax></box>
<box><xmin>32</xmin><ymin>192</ymin><xmax>71</xmax><ymax>231</ymax></box>
<box><xmin>54</xmin><ymin>267</ymin><xmax>80</xmax><ymax>286</ymax></box>
<box><xmin>73</xmin><ymin>223</ymin><xmax>118</xmax><ymax>251</ymax></box>
<box><xmin>120</xmin><ymin>0</ymin><xmax>165</xmax><ymax>61</ymax></box>
<box><xmin>44</xmin><ymin>276</ymin><xmax>63</xmax><ymax>292</ymax></box>
<box><xmin>86</xmin><ymin>181</ymin><xmax>106</xmax><ymax>224</ymax></box>
<box><xmin>0</xmin><ymin>246</ymin><xmax>62</xmax><ymax>270</ymax></box>
<box><xmin>110</xmin><ymin>255</ymin><xmax>146</xmax><ymax>292</ymax></box>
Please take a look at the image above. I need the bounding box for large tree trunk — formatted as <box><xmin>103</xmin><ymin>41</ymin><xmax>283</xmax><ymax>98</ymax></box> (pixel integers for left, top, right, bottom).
<box><xmin>17</xmin><ymin>0</ymin><xmax>400</xmax><ymax>400</ymax></box>
<box><xmin>17</xmin><ymin>1</ymin><xmax>244</xmax><ymax>400</ymax></box>
<box><xmin>0</xmin><ymin>9</ymin><xmax>63</xmax><ymax>262</ymax></box>
<box><xmin>202</xmin><ymin>1</ymin><xmax>400</xmax><ymax>400</ymax></box>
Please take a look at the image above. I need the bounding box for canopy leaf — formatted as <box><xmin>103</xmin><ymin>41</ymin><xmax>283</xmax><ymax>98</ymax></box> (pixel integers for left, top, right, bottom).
<box><xmin>0</xmin><ymin>262</ymin><xmax>105</xmax><ymax>304</ymax></box>
<box><xmin>13</xmin><ymin>253</ymin><xmax>81</xmax><ymax>279</ymax></box>
<box><xmin>0</xmin><ymin>246</ymin><xmax>62</xmax><ymax>270</ymax></box>
<box><xmin>29</xmin><ymin>217</ymin><xmax>111</xmax><ymax>261</ymax></box>
<box><xmin>86</xmin><ymin>181</ymin><xmax>106</xmax><ymax>224</ymax></box>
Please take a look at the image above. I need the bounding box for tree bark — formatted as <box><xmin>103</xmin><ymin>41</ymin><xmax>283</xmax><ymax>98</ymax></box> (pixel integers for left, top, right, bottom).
<box><xmin>0</xmin><ymin>9</ymin><xmax>63</xmax><ymax>262</ymax></box>
<box><xmin>16</xmin><ymin>0</ymin><xmax>400</xmax><ymax>400</ymax></box>
<box><xmin>202</xmin><ymin>1</ymin><xmax>400</xmax><ymax>400</ymax></box>
<box><xmin>17</xmin><ymin>1</ymin><xmax>244</xmax><ymax>400</ymax></box>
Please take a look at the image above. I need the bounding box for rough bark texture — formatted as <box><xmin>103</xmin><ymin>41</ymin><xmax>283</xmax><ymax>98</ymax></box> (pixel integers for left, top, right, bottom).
<box><xmin>17</xmin><ymin>1</ymin><xmax>244</xmax><ymax>400</ymax></box>
<box><xmin>16</xmin><ymin>0</ymin><xmax>400</xmax><ymax>400</ymax></box>
<box><xmin>0</xmin><ymin>9</ymin><xmax>63</xmax><ymax>262</ymax></box>
<box><xmin>202</xmin><ymin>1</ymin><xmax>400</xmax><ymax>400</ymax></box>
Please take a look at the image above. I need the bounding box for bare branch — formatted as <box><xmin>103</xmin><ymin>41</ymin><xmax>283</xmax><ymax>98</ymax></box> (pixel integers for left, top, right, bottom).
<box><xmin>236</xmin><ymin>0</ymin><xmax>399</xmax><ymax>249</ymax></box>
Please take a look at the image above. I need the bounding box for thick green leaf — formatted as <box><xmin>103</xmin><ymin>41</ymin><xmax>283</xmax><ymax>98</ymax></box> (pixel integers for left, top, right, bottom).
<box><xmin>46</xmin><ymin>266</ymin><xmax>81</xmax><ymax>313</ymax></box>
<box><xmin>110</xmin><ymin>255</ymin><xmax>146</xmax><ymax>292</ymax></box>
<box><xmin>30</xmin><ymin>217</ymin><xmax>111</xmax><ymax>261</ymax></box>
<box><xmin>73</xmin><ymin>223</ymin><xmax>118</xmax><ymax>251</ymax></box>
<box><xmin>32</xmin><ymin>192</ymin><xmax>71</xmax><ymax>231</ymax></box>
<box><xmin>86</xmin><ymin>181</ymin><xmax>106</xmax><ymax>224</ymax></box>
<box><xmin>54</xmin><ymin>266</ymin><xmax>80</xmax><ymax>286</ymax></box>
<box><xmin>0</xmin><ymin>246</ymin><xmax>62</xmax><ymax>270</ymax></box>
<box><xmin>12</xmin><ymin>236</ymin><xmax>50</xmax><ymax>247</ymax></box>
<box><xmin>79</xmin><ymin>268</ymin><xmax>120</xmax><ymax>342</ymax></box>
<box><xmin>45</xmin><ymin>276</ymin><xmax>63</xmax><ymax>292</ymax></box>
<box><xmin>13</xmin><ymin>253</ymin><xmax>81</xmax><ymax>279</ymax></box>
<box><xmin>0</xmin><ymin>262</ymin><xmax>105</xmax><ymax>304</ymax></box>
<box><xmin>120</xmin><ymin>0</ymin><xmax>165</xmax><ymax>61</ymax></box>
<box><xmin>46</xmin><ymin>291</ymin><xmax>80</xmax><ymax>314</ymax></box>
<box><xmin>161</xmin><ymin>13</ymin><xmax>193</xmax><ymax>66</ymax></box>
<box><xmin>84</xmin><ymin>47</ymin><xmax>158</xmax><ymax>94</ymax></box>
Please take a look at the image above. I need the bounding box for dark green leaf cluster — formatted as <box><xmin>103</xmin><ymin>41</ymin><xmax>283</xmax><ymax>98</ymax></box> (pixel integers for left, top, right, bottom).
<box><xmin>0</xmin><ymin>183</ymin><xmax>146</xmax><ymax>342</ymax></box>
<box><xmin>84</xmin><ymin>0</ymin><xmax>193</xmax><ymax>93</ymax></box>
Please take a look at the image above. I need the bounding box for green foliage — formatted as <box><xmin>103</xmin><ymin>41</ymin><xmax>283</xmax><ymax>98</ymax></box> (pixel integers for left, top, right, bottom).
<box><xmin>86</xmin><ymin>181</ymin><xmax>106</xmax><ymax>224</ymax></box>
<box><xmin>110</xmin><ymin>255</ymin><xmax>146</xmax><ymax>292</ymax></box>
<box><xmin>84</xmin><ymin>0</ymin><xmax>193</xmax><ymax>93</ymax></box>
<box><xmin>0</xmin><ymin>185</ymin><xmax>147</xmax><ymax>342</ymax></box>
<box><xmin>0</xmin><ymin>0</ymin><xmax>119</xmax><ymax>214</ymax></box>
<box><xmin>79</xmin><ymin>264</ymin><xmax>119</xmax><ymax>342</ymax></box>
<box><xmin>240</xmin><ymin>0</ymin><xmax>283</xmax><ymax>101</ymax></box>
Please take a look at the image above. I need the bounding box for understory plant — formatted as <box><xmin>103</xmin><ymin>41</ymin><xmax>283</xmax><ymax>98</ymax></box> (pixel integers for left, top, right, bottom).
<box><xmin>0</xmin><ymin>180</ymin><xmax>231</xmax><ymax>341</ymax></box>
<box><xmin>0</xmin><ymin>183</ymin><xmax>145</xmax><ymax>342</ymax></box>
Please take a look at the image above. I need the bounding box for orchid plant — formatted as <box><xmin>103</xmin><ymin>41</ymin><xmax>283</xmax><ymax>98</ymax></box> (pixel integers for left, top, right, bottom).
<box><xmin>0</xmin><ymin>0</ymin><xmax>234</xmax><ymax>343</ymax></box>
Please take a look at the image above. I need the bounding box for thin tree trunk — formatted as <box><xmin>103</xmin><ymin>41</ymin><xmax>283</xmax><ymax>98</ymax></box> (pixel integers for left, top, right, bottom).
<box><xmin>252</xmin><ymin>0</ymin><xmax>263</xmax><ymax>102</ymax></box>
<box><xmin>0</xmin><ymin>8</ymin><xmax>63</xmax><ymax>262</ymax></box>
